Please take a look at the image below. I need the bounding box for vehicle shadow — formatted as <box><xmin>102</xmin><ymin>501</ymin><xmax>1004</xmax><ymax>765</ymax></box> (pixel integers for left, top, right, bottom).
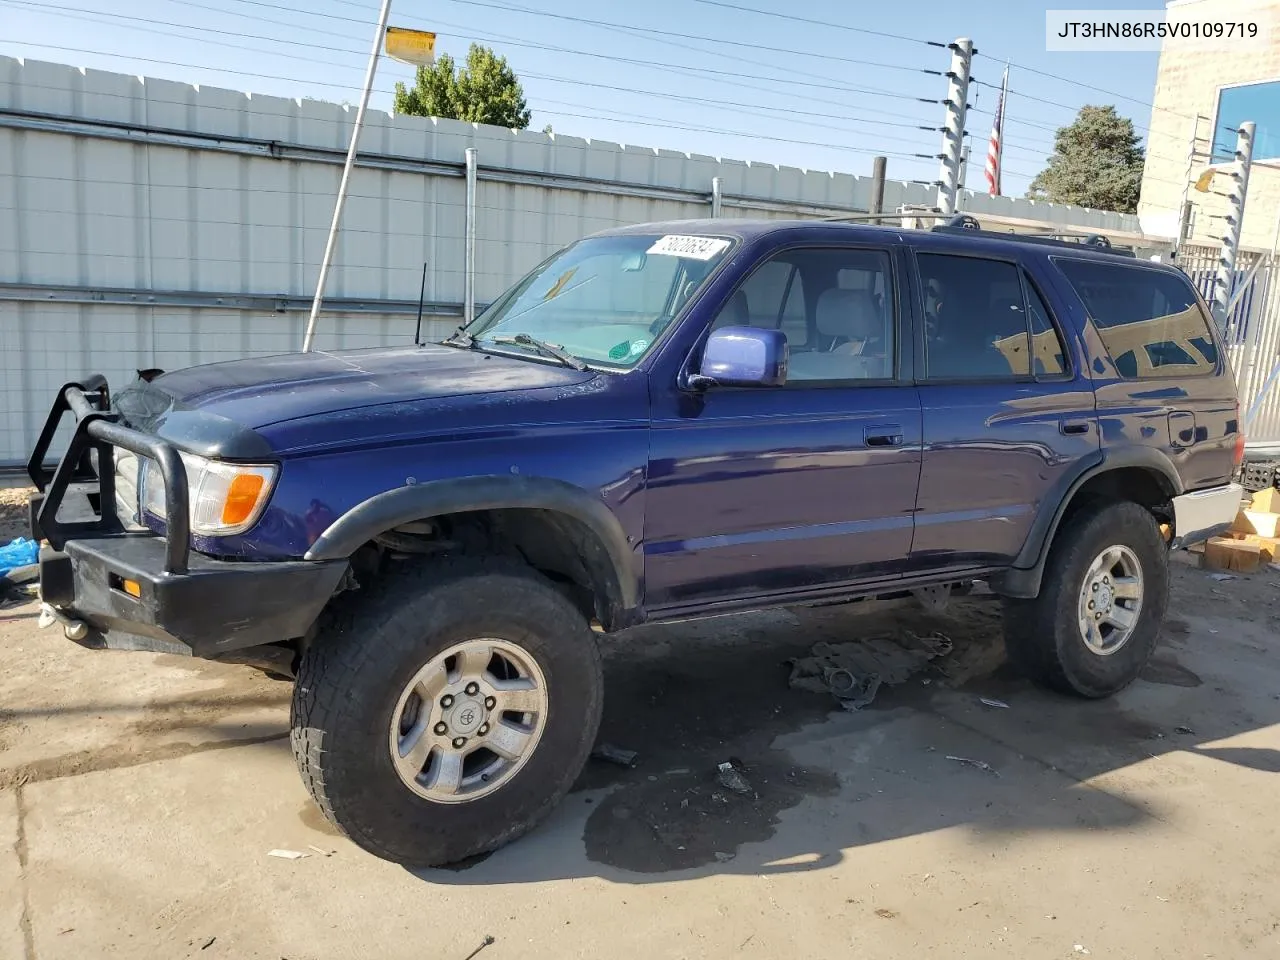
<box><xmin>416</xmin><ymin>566</ymin><xmax>1280</xmax><ymax>886</ymax></box>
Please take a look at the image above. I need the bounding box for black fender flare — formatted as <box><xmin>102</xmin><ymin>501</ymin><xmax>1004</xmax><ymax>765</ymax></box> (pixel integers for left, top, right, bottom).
<box><xmin>996</xmin><ymin>447</ymin><xmax>1183</xmax><ymax>598</ymax></box>
<box><xmin>304</xmin><ymin>475</ymin><xmax>638</xmax><ymax>610</ymax></box>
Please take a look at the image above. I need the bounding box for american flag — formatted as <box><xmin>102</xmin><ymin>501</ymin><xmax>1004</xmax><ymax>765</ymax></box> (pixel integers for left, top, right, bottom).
<box><xmin>984</xmin><ymin>66</ymin><xmax>1009</xmax><ymax>196</ymax></box>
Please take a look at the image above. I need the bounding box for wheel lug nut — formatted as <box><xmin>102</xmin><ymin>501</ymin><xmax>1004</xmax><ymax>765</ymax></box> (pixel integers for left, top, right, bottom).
<box><xmin>452</xmin><ymin>737</ymin><xmax>466</xmax><ymax>749</ymax></box>
<box><xmin>1091</xmin><ymin>583</ymin><xmax>1099</xmax><ymax>591</ymax></box>
<box><xmin>478</xmin><ymin>723</ymin><xmax>489</xmax><ymax>736</ymax></box>
<box><xmin>465</xmin><ymin>682</ymin><xmax>480</xmax><ymax>696</ymax></box>
<box><xmin>484</xmin><ymin>697</ymin><xmax>496</xmax><ymax>710</ymax></box>
<box><xmin>1088</xmin><ymin>601</ymin><xmax>1095</xmax><ymax>609</ymax></box>
<box><xmin>434</xmin><ymin>722</ymin><xmax>448</xmax><ymax>735</ymax></box>
<box><xmin>441</xmin><ymin>695</ymin><xmax>454</xmax><ymax>708</ymax></box>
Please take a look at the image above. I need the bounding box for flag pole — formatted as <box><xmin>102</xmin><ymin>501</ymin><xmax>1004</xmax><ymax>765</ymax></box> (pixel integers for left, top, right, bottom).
<box><xmin>302</xmin><ymin>0</ymin><xmax>394</xmax><ymax>352</ymax></box>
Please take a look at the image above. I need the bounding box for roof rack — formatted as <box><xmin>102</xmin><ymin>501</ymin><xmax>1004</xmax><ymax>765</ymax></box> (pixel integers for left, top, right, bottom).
<box><xmin>819</xmin><ymin>212</ymin><xmax>1139</xmax><ymax>257</ymax></box>
<box><xmin>928</xmin><ymin>214</ymin><xmax>1137</xmax><ymax>257</ymax></box>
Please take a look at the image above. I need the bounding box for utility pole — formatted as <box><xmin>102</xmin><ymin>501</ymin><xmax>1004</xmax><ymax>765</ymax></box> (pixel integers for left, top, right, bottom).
<box><xmin>302</xmin><ymin>0</ymin><xmax>394</xmax><ymax>352</ymax></box>
<box><xmin>869</xmin><ymin>156</ymin><xmax>887</xmax><ymax>225</ymax></box>
<box><xmin>935</xmin><ymin>38</ymin><xmax>973</xmax><ymax>217</ymax></box>
<box><xmin>958</xmin><ymin>141</ymin><xmax>971</xmax><ymax>194</ymax></box>
<box><xmin>1212</xmin><ymin>121</ymin><xmax>1255</xmax><ymax>329</ymax></box>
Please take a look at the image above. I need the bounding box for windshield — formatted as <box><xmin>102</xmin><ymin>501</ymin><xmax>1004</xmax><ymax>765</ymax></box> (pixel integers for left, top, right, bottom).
<box><xmin>461</xmin><ymin>232</ymin><xmax>735</xmax><ymax>368</ymax></box>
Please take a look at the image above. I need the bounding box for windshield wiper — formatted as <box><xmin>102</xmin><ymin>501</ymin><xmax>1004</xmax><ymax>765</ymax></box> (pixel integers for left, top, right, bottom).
<box><xmin>489</xmin><ymin>333</ymin><xmax>587</xmax><ymax>371</ymax></box>
<box><xmin>442</xmin><ymin>325</ymin><xmax>475</xmax><ymax>348</ymax></box>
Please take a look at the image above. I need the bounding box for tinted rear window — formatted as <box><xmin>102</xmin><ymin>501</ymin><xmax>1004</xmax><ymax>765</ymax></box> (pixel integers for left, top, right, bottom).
<box><xmin>1055</xmin><ymin>259</ymin><xmax>1219</xmax><ymax>379</ymax></box>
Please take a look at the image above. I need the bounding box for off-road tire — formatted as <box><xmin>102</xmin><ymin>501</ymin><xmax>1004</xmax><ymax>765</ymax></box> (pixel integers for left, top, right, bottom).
<box><xmin>290</xmin><ymin>557</ymin><xmax>604</xmax><ymax>867</ymax></box>
<box><xmin>1002</xmin><ymin>500</ymin><xmax>1168</xmax><ymax>698</ymax></box>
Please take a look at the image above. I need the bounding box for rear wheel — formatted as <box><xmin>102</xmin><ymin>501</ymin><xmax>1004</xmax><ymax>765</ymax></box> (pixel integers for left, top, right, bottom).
<box><xmin>1003</xmin><ymin>501</ymin><xmax>1168</xmax><ymax>698</ymax></box>
<box><xmin>291</xmin><ymin>558</ymin><xmax>603</xmax><ymax>867</ymax></box>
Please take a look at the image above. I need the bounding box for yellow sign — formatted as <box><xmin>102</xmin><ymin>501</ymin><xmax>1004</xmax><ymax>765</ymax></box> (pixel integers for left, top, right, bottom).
<box><xmin>1194</xmin><ymin>169</ymin><xmax>1215</xmax><ymax>193</ymax></box>
<box><xmin>385</xmin><ymin>27</ymin><xmax>436</xmax><ymax>67</ymax></box>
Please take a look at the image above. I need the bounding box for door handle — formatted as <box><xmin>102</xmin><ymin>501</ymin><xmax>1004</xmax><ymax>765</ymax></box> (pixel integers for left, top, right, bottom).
<box><xmin>1059</xmin><ymin>419</ymin><xmax>1092</xmax><ymax>436</ymax></box>
<box><xmin>865</xmin><ymin>426</ymin><xmax>904</xmax><ymax>447</ymax></box>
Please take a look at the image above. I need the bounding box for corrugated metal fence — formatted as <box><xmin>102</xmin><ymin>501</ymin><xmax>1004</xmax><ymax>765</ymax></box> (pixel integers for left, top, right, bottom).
<box><xmin>1</xmin><ymin>55</ymin><xmax>1146</xmax><ymax>465</ymax></box>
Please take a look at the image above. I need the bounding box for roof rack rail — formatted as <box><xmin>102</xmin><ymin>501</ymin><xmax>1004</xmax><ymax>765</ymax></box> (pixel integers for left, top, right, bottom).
<box><xmin>822</xmin><ymin>212</ymin><xmax>938</xmax><ymax>223</ymax></box>
<box><xmin>929</xmin><ymin>214</ymin><xmax>1136</xmax><ymax>257</ymax></box>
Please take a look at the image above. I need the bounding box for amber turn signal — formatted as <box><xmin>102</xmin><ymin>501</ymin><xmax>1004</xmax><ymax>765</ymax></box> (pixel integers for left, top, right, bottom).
<box><xmin>221</xmin><ymin>473</ymin><xmax>267</xmax><ymax>527</ymax></box>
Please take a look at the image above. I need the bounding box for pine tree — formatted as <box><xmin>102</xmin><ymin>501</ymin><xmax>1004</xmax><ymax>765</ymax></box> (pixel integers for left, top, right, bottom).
<box><xmin>1027</xmin><ymin>105</ymin><xmax>1145</xmax><ymax>213</ymax></box>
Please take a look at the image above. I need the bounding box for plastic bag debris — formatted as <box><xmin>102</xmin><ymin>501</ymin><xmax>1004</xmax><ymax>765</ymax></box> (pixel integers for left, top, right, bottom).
<box><xmin>0</xmin><ymin>538</ymin><xmax>39</xmax><ymax>578</ymax></box>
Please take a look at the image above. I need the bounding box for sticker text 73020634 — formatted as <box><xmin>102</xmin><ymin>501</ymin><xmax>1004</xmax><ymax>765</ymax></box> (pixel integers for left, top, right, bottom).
<box><xmin>646</xmin><ymin>235</ymin><xmax>731</xmax><ymax>261</ymax></box>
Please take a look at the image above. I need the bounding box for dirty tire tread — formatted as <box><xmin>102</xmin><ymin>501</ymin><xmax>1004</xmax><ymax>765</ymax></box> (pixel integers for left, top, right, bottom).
<box><xmin>1002</xmin><ymin>500</ymin><xmax>1168</xmax><ymax>699</ymax></box>
<box><xmin>290</xmin><ymin>556</ymin><xmax>603</xmax><ymax>867</ymax></box>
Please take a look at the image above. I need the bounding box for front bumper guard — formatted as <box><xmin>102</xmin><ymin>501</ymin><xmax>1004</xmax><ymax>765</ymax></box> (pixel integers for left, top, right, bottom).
<box><xmin>27</xmin><ymin>376</ymin><xmax>346</xmax><ymax>656</ymax></box>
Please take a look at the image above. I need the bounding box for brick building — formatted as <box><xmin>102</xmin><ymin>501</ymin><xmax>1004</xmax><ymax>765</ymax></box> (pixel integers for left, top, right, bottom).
<box><xmin>1138</xmin><ymin>0</ymin><xmax>1280</xmax><ymax>252</ymax></box>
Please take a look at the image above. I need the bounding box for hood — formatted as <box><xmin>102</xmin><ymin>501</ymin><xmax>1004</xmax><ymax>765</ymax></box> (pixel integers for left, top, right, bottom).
<box><xmin>120</xmin><ymin>344</ymin><xmax>597</xmax><ymax>427</ymax></box>
<box><xmin>113</xmin><ymin>344</ymin><xmax>598</xmax><ymax>457</ymax></box>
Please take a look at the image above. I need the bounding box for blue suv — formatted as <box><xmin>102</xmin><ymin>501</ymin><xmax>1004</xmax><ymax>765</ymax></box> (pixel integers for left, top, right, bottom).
<box><xmin>27</xmin><ymin>217</ymin><xmax>1243</xmax><ymax>867</ymax></box>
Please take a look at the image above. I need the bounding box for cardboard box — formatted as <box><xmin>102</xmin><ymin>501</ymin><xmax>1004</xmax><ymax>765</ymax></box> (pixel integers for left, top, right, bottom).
<box><xmin>1235</xmin><ymin>509</ymin><xmax>1280</xmax><ymax>539</ymax></box>
<box><xmin>1250</xmin><ymin>487</ymin><xmax>1280</xmax><ymax>514</ymax></box>
<box><xmin>1203</xmin><ymin>536</ymin><xmax>1263</xmax><ymax>573</ymax></box>
<box><xmin>1226</xmin><ymin>531</ymin><xmax>1279</xmax><ymax>563</ymax></box>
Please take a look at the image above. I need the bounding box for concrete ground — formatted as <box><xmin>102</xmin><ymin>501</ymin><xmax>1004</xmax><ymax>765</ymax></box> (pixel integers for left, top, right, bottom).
<box><xmin>3</xmin><ymin>550</ymin><xmax>1280</xmax><ymax>959</ymax></box>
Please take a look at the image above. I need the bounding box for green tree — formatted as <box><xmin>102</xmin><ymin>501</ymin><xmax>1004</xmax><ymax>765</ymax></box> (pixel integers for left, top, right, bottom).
<box><xmin>1027</xmin><ymin>105</ymin><xmax>1145</xmax><ymax>213</ymax></box>
<box><xmin>393</xmin><ymin>43</ymin><xmax>531</xmax><ymax>129</ymax></box>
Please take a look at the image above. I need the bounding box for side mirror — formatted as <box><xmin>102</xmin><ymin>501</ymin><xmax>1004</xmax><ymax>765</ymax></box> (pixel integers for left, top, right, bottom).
<box><xmin>690</xmin><ymin>326</ymin><xmax>788</xmax><ymax>389</ymax></box>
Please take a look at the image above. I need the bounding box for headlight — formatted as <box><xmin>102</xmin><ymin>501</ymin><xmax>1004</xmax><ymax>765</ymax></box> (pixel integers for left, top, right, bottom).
<box><xmin>139</xmin><ymin>453</ymin><xmax>277</xmax><ymax>536</ymax></box>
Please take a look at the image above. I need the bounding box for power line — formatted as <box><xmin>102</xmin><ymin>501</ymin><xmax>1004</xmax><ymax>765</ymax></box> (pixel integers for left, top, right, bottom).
<box><xmin>396</xmin><ymin>0</ymin><xmax>930</xmax><ymax>76</ymax></box>
<box><xmin>141</xmin><ymin>0</ymin><xmax>940</xmax><ymax>107</ymax></box>
<box><xmin>0</xmin><ymin>41</ymin><xmax>940</xmax><ymax>172</ymax></box>
<box><xmin>972</xmin><ymin>50</ymin><xmax>1203</xmax><ymax>128</ymax></box>
<box><xmin>971</xmin><ymin>77</ymin><xmax>1195</xmax><ymax>149</ymax></box>
<box><xmin>688</xmin><ymin>0</ymin><xmax>942</xmax><ymax>47</ymax></box>
<box><xmin>1</xmin><ymin>1</ymin><xmax>945</xmax><ymax>134</ymax></box>
<box><xmin>968</xmin><ymin>87</ymin><xmax>1213</xmax><ymax>175</ymax></box>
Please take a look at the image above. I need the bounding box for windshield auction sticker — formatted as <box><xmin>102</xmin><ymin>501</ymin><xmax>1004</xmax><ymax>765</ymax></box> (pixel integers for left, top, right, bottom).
<box><xmin>647</xmin><ymin>235</ymin><xmax>731</xmax><ymax>260</ymax></box>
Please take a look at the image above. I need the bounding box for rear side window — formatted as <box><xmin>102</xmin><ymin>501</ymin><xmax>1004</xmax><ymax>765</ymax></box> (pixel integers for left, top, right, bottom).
<box><xmin>1055</xmin><ymin>259</ymin><xmax>1220</xmax><ymax>378</ymax></box>
<box><xmin>918</xmin><ymin>254</ymin><xmax>1031</xmax><ymax>379</ymax></box>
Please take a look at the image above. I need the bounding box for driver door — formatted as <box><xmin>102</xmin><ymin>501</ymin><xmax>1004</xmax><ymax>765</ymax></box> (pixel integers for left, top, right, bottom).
<box><xmin>643</xmin><ymin>244</ymin><xmax>923</xmax><ymax>613</ymax></box>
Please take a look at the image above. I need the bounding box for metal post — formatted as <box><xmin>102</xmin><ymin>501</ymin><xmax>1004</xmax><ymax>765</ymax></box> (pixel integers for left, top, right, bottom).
<box><xmin>711</xmin><ymin>176</ymin><xmax>723</xmax><ymax>218</ymax></box>
<box><xmin>1212</xmin><ymin>121</ymin><xmax>1255</xmax><ymax>329</ymax></box>
<box><xmin>958</xmin><ymin>141</ymin><xmax>971</xmax><ymax>193</ymax></box>
<box><xmin>302</xmin><ymin>0</ymin><xmax>394</xmax><ymax>352</ymax></box>
<box><xmin>464</xmin><ymin>146</ymin><xmax>478</xmax><ymax>327</ymax></box>
<box><xmin>935</xmin><ymin>37</ymin><xmax>973</xmax><ymax>218</ymax></box>
<box><xmin>869</xmin><ymin>156</ymin><xmax>886</xmax><ymax>225</ymax></box>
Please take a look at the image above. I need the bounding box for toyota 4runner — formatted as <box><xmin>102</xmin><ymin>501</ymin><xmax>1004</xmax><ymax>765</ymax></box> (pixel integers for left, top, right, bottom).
<box><xmin>27</xmin><ymin>217</ymin><xmax>1244</xmax><ymax>867</ymax></box>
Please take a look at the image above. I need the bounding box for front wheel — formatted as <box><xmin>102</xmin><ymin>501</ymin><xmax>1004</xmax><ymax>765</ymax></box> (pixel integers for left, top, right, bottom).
<box><xmin>1003</xmin><ymin>501</ymin><xmax>1168</xmax><ymax>698</ymax></box>
<box><xmin>291</xmin><ymin>558</ymin><xmax>604</xmax><ymax>867</ymax></box>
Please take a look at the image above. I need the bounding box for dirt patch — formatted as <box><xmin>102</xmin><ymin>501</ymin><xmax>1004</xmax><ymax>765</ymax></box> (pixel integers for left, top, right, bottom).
<box><xmin>0</xmin><ymin>486</ymin><xmax>33</xmax><ymax>543</ymax></box>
